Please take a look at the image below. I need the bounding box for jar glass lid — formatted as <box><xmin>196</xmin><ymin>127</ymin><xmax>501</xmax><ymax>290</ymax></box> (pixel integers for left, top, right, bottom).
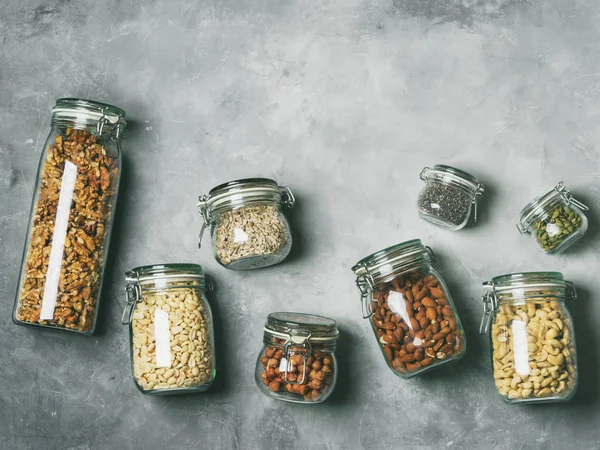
<box><xmin>488</xmin><ymin>271</ymin><xmax>568</xmax><ymax>291</ymax></box>
<box><xmin>52</xmin><ymin>98</ymin><xmax>127</xmax><ymax>132</ymax></box>
<box><xmin>420</xmin><ymin>164</ymin><xmax>485</xmax><ymax>195</ymax></box>
<box><xmin>517</xmin><ymin>182</ymin><xmax>588</xmax><ymax>233</ymax></box>
<box><xmin>352</xmin><ymin>239</ymin><xmax>435</xmax><ymax>284</ymax></box>
<box><xmin>125</xmin><ymin>263</ymin><xmax>206</xmax><ymax>286</ymax></box>
<box><xmin>264</xmin><ymin>312</ymin><xmax>339</xmax><ymax>342</ymax></box>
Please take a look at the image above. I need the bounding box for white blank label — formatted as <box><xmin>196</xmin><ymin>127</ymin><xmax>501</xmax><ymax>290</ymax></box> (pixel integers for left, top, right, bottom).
<box><xmin>154</xmin><ymin>309</ymin><xmax>172</xmax><ymax>367</ymax></box>
<box><xmin>40</xmin><ymin>161</ymin><xmax>78</xmax><ymax>321</ymax></box>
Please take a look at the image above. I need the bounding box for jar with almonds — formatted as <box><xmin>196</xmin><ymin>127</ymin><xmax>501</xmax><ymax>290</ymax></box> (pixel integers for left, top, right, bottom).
<box><xmin>13</xmin><ymin>98</ymin><xmax>126</xmax><ymax>334</ymax></box>
<box><xmin>123</xmin><ymin>264</ymin><xmax>216</xmax><ymax>395</ymax></box>
<box><xmin>352</xmin><ymin>239</ymin><xmax>466</xmax><ymax>378</ymax></box>
<box><xmin>198</xmin><ymin>178</ymin><xmax>295</xmax><ymax>270</ymax></box>
<box><xmin>255</xmin><ymin>312</ymin><xmax>339</xmax><ymax>403</ymax></box>
<box><xmin>480</xmin><ymin>272</ymin><xmax>578</xmax><ymax>403</ymax></box>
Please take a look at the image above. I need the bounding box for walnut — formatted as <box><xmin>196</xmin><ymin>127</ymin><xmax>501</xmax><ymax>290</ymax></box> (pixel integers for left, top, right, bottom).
<box><xmin>15</xmin><ymin>129</ymin><xmax>119</xmax><ymax>333</ymax></box>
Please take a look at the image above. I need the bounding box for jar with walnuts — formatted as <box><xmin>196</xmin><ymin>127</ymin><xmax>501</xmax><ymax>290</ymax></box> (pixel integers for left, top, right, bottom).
<box><xmin>123</xmin><ymin>264</ymin><xmax>216</xmax><ymax>395</ymax></box>
<box><xmin>13</xmin><ymin>98</ymin><xmax>126</xmax><ymax>334</ymax></box>
<box><xmin>198</xmin><ymin>178</ymin><xmax>295</xmax><ymax>270</ymax></box>
<box><xmin>480</xmin><ymin>272</ymin><xmax>578</xmax><ymax>403</ymax></box>
<box><xmin>255</xmin><ymin>312</ymin><xmax>339</xmax><ymax>403</ymax></box>
<box><xmin>352</xmin><ymin>239</ymin><xmax>467</xmax><ymax>378</ymax></box>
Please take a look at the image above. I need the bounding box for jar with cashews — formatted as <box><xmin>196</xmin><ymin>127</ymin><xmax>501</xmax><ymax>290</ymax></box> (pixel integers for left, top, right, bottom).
<box><xmin>123</xmin><ymin>264</ymin><xmax>216</xmax><ymax>395</ymax></box>
<box><xmin>480</xmin><ymin>272</ymin><xmax>578</xmax><ymax>403</ymax></box>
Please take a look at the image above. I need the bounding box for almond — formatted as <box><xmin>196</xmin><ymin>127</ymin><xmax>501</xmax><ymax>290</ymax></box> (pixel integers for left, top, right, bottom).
<box><xmin>426</xmin><ymin>307</ymin><xmax>437</xmax><ymax>321</ymax></box>
<box><xmin>399</xmin><ymin>354</ymin><xmax>415</xmax><ymax>363</ymax></box>
<box><xmin>415</xmin><ymin>288</ymin><xmax>429</xmax><ymax>301</ymax></box>
<box><xmin>405</xmin><ymin>362</ymin><xmax>421</xmax><ymax>372</ymax></box>
<box><xmin>421</xmin><ymin>297</ymin><xmax>437</xmax><ymax>308</ymax></box>
<box><xmin>429</xmin><ymin>287</ymin><xmax>444</xmax><ymax>298</ymax></box>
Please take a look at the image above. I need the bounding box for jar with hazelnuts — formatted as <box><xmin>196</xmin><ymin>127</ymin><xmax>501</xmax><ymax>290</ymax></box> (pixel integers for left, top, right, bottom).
<box><xmin>255</xmin><ymin>312</ymin><xmax>339</xmax><ymax>404</ymax></box>
<box><xmin>352</xmin><ymin>239</ymin><xmax>466</xmax><ymax>378</ymax></box>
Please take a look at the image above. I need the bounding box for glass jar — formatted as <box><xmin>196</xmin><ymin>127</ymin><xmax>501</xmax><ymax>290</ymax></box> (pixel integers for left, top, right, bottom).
<box><xmin>255</xmin><ymin>312</ymin><xmax>339</xmax><ymax>403</ymax></box>
<box><xmin>516</xmin><ymin>182</ymin><xmax>589</xmax><ymax>255</ymax></box>
<box><xmin>352</xmin><ymin>239</ymin><xmax>466</xmax><ymax>378</ymax></box>
<box><xmin>198</xmin><ymin>178</ymin><xmax>295</xmax><ymax>270</ymax></box>
<box><xmin>122</xmin><ymin>264</ymin><xmax>216</xmax><ymax>395</ymax></box>
<box><xmin>13</xmin><ymin>98</ymin><xmax>126</xmax><ymax>334</ymax></box>
<box><xmin>418</xmin><ymin>165</ymin><xmax>485</xmax><ymax>230</ymax></box>
<box><xmin>480</xmin><ymin>272</ymin><xmax>578</xmax><ymax>403</ymax></box>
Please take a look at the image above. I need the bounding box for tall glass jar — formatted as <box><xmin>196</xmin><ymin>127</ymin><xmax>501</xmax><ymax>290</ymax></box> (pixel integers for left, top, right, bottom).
<box><xmin>122</xmin><ymin>264</ymin><xmax>216</xmax><ymax>395</ymax></box>
<box><xmin>198</xmin><ymin>178</ymin><xmax>295</xmax><ymax>270</ymax></box>
<box><xmin>517</xmin><ymin>182</ymin><xmax>589</xmax><ymax>254</ymax></box>
<box><xmin>255</xmin><ymin>312</ymin><xmax>339</xmax><ymax>403</ymax></box>
<box><xmin>480</xmin><ymin>272</ymin><xmax>578</xmax><ymax>403</ymax></box>
<box><xmin>352</xmin><ymin>239</ymin><xmax>466</xmax><ymax>378</ymax></box>
<box><xmin>418</xmin><ymin>165</ymin><xmax>485</xmax><ymax>230</ymax></box>
<box><xmin>13</xmin><ymin>98</ymin><xmax>126</xmax><ymax>334</ymax></box>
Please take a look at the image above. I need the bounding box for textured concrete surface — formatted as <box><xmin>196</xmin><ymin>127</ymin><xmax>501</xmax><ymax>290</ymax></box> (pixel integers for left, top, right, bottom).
<box><xmin>2</xmin><ymin>0</ymin><xmax>600</xmax><ymax>449</ymax></box>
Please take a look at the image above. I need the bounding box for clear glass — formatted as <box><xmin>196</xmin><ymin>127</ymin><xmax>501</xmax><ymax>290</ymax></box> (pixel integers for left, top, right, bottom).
<box><xmin>255</xmin><ymin>337</ymin><xmax>337</xmax><ymax>403</ymax></box>
<box><xmin>417</xmin><ymin>180</ymin><xmax>475</xmax><ymax>231</ymax></box>
<box><xmin>129</xmin><ymin>280</ymin><xmax>216</xmax><ymax>395</ymax></box>
<box><xmin>210</xmin><ymin>203</ymin><xmax>292</xmax><ymax>269</ymax></box>
<box><xmin>490</xmin><ymin>298</ymin><xmax>577</xmax><ymax>403</ymax></box>
<box><xmin>369</xmin><ymin>265</ymin><xmax>466</xmax><ymax>377</ymax></box>
<box><xmin>525</xmin><ymin>202</ymin><xmax>588</xmax><ymax>254</ymax></box>
<box><xmin>13</xmin><ymin>119</ymin><xmax>121</xmax><ymax>334</ymax></box>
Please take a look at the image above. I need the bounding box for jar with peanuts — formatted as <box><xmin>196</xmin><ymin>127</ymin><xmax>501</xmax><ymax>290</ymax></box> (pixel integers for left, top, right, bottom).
<box><xmin>352</xmin><ymin>239</ymin><xmax>466</xmax><ymax>378</ymax></box>
<box><xmin>13</xmin><ymin>98</ymin><xmax>126</xmax><ymax>334</ymax></box>
<box><xmin>255</xmin><ymin>312</ymin><xmax>339</xmax><ymax>403</ymax></box>
<box><xmin>480</xmin><ymin>272</ymin><xmax>578</xmax><ymax>403</ymax></box>
<box><xmin>516</xmin><ymin>182</ymin><xmax>589</xmax><ymax>255</ymax></box>
<box><xmin>123</xmin><ymin>264</ymin><xmax>216</xmax><ymax>395</ymax></box>
<box><xmin>198</xmin><ymin>178</ymin><xmax>295</xmax><ymax>270</ymax></box>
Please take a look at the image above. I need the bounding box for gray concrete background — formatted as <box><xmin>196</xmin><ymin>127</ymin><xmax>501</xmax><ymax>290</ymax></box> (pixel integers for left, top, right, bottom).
<box><xmin>1</xmin><ymin>0</ymin><xmax>600</xmax><ymax>449</ymax></box>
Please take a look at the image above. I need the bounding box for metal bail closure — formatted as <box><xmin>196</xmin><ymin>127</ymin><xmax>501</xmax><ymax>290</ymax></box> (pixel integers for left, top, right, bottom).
<box><xmin>556</xmin><ymin>182</ymin><xmax>589</xmax><ymax>212</ymax></box>
<box><xmin>283</xmin><ymin>330</ymin><xmax>312</xmax><ymax>385</ymax></box>
<box><xmin>356</xmin><ymin>272</ymin><xmax>375</xmax><ymax>319</ymax></box>
<box><xmin>479</xmin><ymin>282</ymin><xmax>498</xmax><ymax>335</ymax></box>
<box><xmin>96</xmin><ymin>108</ymin><xmax>120</xmax><ymax>137</ymax></box>
<box><xmin>419</xmin><ymin>166</ymin><xmax>431</xmax><ymax>182</ymax></box>
<box><xmin>472</xmin><ymin>185</ymin><xmax>485</xmax><ymax>223</ymax></box>
<box><xmin>197</xmin><ymin>195</ymin><xmax>211</xmax><ymax>249</ymax></box>
<box><xmin>566</xmin><ymin>280</ymin><xmax>577</xmax><ymax>300</ymax></box>
<box><xmin>122</xmin><ymin>273</ymin><xmax>141</xmax><ymax>325</ymax></box>
<box><xmin>280</xmin><ymin>186</ymin><xmax>296</xmax><ymax>208</ymax></box>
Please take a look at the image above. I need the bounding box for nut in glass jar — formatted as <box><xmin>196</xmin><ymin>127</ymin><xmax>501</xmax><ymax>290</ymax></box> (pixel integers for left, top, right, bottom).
<box><xmin>352</xmin><ymin>239</ymin><xmax>466</xmax><ymax>378</ymax></box>
<box><xmin>255</xmin><ymin>312</ymin><xmax>339</xmax><ymax>404</ymax></box>
<box><xmin>198</xmin><ymin>178</ymin><xmax>295</xmax><ymax>270</ymax></box>
<box><xmin>123</xmin><ymin>264</ymin><xmax>216</xmax><ymax>395</ymax></box>
<box><xmin>480</xmin><ymin>272</ymin><xmax>578</xmax><ymax>403</ymax></box>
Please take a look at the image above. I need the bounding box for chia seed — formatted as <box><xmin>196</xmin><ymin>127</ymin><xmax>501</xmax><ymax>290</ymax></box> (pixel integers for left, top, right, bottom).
<box><xmin>418</xmin><ymin>183</ymin><xmax>472</xmax><ymax>228</ymax></box>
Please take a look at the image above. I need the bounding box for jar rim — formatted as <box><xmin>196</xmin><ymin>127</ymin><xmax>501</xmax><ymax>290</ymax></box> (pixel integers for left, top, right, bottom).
<box><xmin>420</xmin><ymin>164</ymin><xmax>485</xmax><ymax>194</ymax></box>
<box><xmin>485</xmin><ymin>271</ymin><xmax>573</xmax><ymax>299</ymax></box>
<box><xmin>125</xmin><ymin>263</ymin><xmax>206</xmax><ymax>285</ymax></box>
<box><xmin>352</xmin><ymin>239</ymin><xmax>434</xmax><ymax>283</ymax></box>
<box><xmin>52</xmin><ymin>98</ymin><xmax>127</xmax><ymax>130</ymax></box>
<box><xmin>264</xmin><ymin>312</ymin><xmax>339</xmax><ymax>341</ymax></box>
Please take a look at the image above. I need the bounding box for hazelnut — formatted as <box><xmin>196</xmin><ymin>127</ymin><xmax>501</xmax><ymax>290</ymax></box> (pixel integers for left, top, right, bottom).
<box><xmin>322</xmin><ymin>356</ymin><xmax>333</xmax><ymax>366</ymax></box>
<box><xmin>265</xmin><ymin>348</ymin><xmax>275</xmax><ymax>357</ymax></box>
<box><xmin>269</xmin><ymin>381</ymin><xmax>281</xmax><ymax>392</ymax></box>
<box><xmin>311</xmin><ymin>360</ymin><xmax>323</xmax><ymax>370</ymax></box>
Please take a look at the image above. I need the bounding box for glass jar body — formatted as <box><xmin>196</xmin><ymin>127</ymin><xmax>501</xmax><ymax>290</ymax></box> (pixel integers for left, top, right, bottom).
<box><xmin>369</xmin><ymin>265</ymin><xmax>466</xmax><ymax>378</ymax></box>
<box><xmin>526</xmin><ymin>202</ymin><xmax>588</xmax><ymax>254</ymax></box>
<box><xmin>14</xmin><ymin>124</ymin><xmax>121</xmax><ymax>334</ymax></box>
<box><xmin>210</xmin><ymin>202</ymin><xmax>292</xmax><ymax>269</ymax></box>
<box><xmin>130</xmin><ymin>283</ymin><xmax>216</xmax><ymax>395</ymax></box>
<box><xmin>489</xmin><ymin>299</ymin><xmax>577</xmax><ymax>403</ymax></box>
<box><xmin>255</xmin><ymin>340</ymin><xmax>337</xmax><ymax>403</ymax></box>
<box><xmin>417</xmin><ymin>180</ymin><xmax>474</xmax><ymax>231</ymax></box>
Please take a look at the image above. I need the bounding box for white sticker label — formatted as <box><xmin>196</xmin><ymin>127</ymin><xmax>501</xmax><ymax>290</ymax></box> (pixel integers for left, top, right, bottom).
<box><xmin>512</xmin><ymin>320</ymin><xmax>530</xmax><ymax>377</ymax></box>
<box><xmin>40</xmin><ymin>161</ymin><xmax>78</xmax><ymax>320</ymax></box>
<box><xmin>154</xmin><ymin>308</ymin><xmax>172</xmax><ymax>367</ymax></box>
<box><xmin>233</xmin><ymin>227</ymin><xmax>249</xmax><ymax>243</ymax></box>
<box><xmin>279</xmin><ymin>357</ymin><xmax>288</xmax><ymax>372</ymax></box>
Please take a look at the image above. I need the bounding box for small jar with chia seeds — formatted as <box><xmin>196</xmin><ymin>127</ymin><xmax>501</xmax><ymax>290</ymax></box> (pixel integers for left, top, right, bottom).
<box><xmin>417</xmin><ymin>165</ymin><xmax>485</xmax><ymax>231</ymax></box>
<box><xmin>516</xmin><ymin>182</ymin><xmax>589</xmax><ymax>255</ymax></box>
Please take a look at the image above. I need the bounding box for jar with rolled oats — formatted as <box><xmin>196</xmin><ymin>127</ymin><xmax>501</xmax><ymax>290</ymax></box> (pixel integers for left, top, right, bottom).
<box><xmin>198</xmin><ymin>178</ymin><xmax>295</xmax><ymax>270</ymax></box>
<box><xmin>123</xmin><ymin>264</ymin><xmax>216</xmax><ymax>395</ymax></box>
<box><xmin>13</xmin><ymin>98</ymin><xmax>126</xmax><ymax>334</ymax></box>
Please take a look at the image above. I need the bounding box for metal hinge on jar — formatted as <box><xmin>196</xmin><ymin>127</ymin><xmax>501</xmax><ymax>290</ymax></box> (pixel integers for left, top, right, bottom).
<box><xmin>354</xmin><ymin>269</ymin><xmax>375</xmax><ymax>320</ymax></box>
<box><xmin>555</xmin><ymin>181</ymin><xmax>589</xmax><ymax>212</ymax></box>
<box><xmin>282</xmin><ymin>329</ymin><xmax>312</xmax><ymax>384</ymax></box>
<box><xmin>96</xmin><ymin>109</ymin><xmax>123</xmax><ymax>138</ymax></box>
<box><xmin>122</xmin><ymin>272</ymin><xmax>141</xmax><ymax>325</ymax></box>
<box><xmin>197</xmin><ymin>195</ymin><xmax>211</xmax><ymax>249</ymax></box>
<box><xmin>479</xmin><ymin>281</ymin><xmax>498</xmax><ymax>335</ymax></box>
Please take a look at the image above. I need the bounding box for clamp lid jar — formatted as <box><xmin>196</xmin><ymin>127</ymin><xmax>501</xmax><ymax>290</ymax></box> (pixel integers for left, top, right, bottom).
<box><xmin>198</xmin><ymin>178</ymin><xmax>295</xmax><ymax>270</ymax></box>
<box><xmin>352</xmin><ymin>239</ymin><xmax>466</xmax><ymax>378</ymax></box>
<box><xmin>123</xmin><ymin>264</ymin><xmax>216</xmax><ymax>395</ymax></box>
<box><xmin>255</xmin><ymin>312</ymin><xmax>339</xmax><ymax>403</ymax></box>
<box><xmin>418</xmin><ymin>164</ymin><xmax>485</xmax><ymax>231</ymax></box>
<box><xmin>480</xmin><ymin>272</ymin><xmax>578</xmax><ymax>403</ymax></box>
<box><xmin>516</xmin><ymin>182</ymin><xmax>589</xmax><ymax>254</ymax></box>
